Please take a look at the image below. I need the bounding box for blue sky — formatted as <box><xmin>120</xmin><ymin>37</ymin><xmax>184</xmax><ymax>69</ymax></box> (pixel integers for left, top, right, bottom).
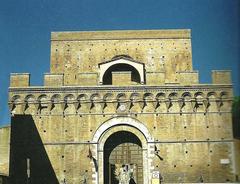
<box><xmin>0</xmin><ymin>0</ymin><xmax>239</xmax><ymax>126</ymax></box>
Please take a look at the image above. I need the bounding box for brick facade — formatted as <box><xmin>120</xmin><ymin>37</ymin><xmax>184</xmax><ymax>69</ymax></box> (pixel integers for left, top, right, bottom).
<box><xmin>0</xmin><ymin>29</ymin><xmax>239</xmax><ymax>183</ymax></box>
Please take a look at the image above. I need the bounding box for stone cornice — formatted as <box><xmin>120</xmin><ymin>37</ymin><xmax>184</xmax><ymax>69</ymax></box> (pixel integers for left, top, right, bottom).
<box><xmin>51</xmin><ymin>29</ymin><xmax>191</xmax><ymax>41</ymax></box>
<box><xmin>8</xmin><ymin>84</ymin><xmax>233</xmax><ymax>116</ymax></box>
<box><xmin>9</xmin><ymin>84</ymin><xmax>233</xmax><ymax>93</ymax></box>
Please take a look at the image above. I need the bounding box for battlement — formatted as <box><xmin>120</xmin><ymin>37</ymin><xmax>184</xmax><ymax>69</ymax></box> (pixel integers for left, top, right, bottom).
<box><xmin>212</xmin><ymin>70</ymin><xmax>232</xmax><ymax>84</ymax></box>
<box><xmin>9</xmin><ymin>30</ymin><xmax>233</xmax><ymax>89</ymax></box>
<box><xmin>10</xmin><ymin>70</ymin><xmax>232</xmax><ymax>87</ymax></box>
<box><xmin>10</xmin><ymin>73</ymin><xmax>30</xmax><ymax>87</ymax></box>
<box><xmin>44</xmin><ymin>73</ymin><xmax>64</xmax><ymax>86</ymax></box>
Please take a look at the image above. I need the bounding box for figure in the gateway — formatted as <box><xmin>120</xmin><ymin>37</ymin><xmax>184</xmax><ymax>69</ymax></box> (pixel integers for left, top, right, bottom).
<box><xmin>116</xmin><ymin>164</ymin><xmax>134</xmax><ymax>184</ymax></box>
<box><xmin>119</xmin><ymin>165</ymin><xmax>130</xmax><ymax>184</ymax></box>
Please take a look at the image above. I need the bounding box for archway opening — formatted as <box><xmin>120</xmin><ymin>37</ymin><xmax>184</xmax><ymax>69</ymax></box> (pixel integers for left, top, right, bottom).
<box><xmin>104</xmin><ymin>131</ymin><xmax>143</xmax><ymax>184</ymax></box>
<box><xmin>102</xmin><ymin>64</ymin><xmax>141</xmax><ymax>85</ymax></box>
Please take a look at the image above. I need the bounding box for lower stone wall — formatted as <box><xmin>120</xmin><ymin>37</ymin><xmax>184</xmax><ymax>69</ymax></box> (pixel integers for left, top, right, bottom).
<box><xmin>0</xmin><ymin>126</ymin><xmax>10</xmax><ymax>177</ymax></box>
<box><xmin>45</xmin><ymin>144</ymin><xmax>94</xmax><ymax>184</ymax></box>
<box><xmin>40</xmin><ymin>141</ymin><xmax>237</xmax><ymax>183</ymax></box>
<box><xmin>234</xmin><ymin>139</ymin><xmax>240</xmax><ymax>182</ymax></box>
<box><xmin>153</xmin><ymin>141</ymin><xmax>235</xmax><ymax>183</ymax></box>
<box><xmin>6</xmin><ymin>114</ymin><xmax>239</xmax><ymax>183</ymax></box>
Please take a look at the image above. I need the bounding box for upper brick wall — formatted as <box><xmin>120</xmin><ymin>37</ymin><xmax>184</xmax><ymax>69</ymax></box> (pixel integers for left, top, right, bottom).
<box><xmin>50</xmin><ymin>29</ymin><xmax>193</xmax><ymax>85</ymax></box>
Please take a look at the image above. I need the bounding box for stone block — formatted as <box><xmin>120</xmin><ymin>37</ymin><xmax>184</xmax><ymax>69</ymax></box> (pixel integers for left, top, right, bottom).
<box><xmin>44</xmin><ymin>73</ymin><xmax>64</xmax><ymax>86</ymax></box>
<box><xmin>177</xmin><ymin>71</ymin><xmax>199</xmax><ymax>85</ymax></box>
<box><xmin>10</xmin><ymin>73</ymin><xmax>30</xmax><ymax>87</ymax></box>
<box><xmin>77</xmin><ymin>73</ymin><xmax>98</xmax><ymax>86</ymax></box>
<box><xmin>112</xmin><ymin>71</ymin><xmax>131</xmax><ymax>86</ymax></box>
<box><xmin>146</xmin><ymin>72</ymin><xmax>165</xmax><ymax>85</ymax></box>
<box><xmin>212</xmin><ymin>70</ymin><xmax>232</xmax><ymax>84</ymax></box>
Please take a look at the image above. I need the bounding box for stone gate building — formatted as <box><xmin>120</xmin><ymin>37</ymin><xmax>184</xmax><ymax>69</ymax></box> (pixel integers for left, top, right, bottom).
<box><xmin>2</xmin><ymin>29</ymin><xmax>240</xmax><ymax>183</ymax></box>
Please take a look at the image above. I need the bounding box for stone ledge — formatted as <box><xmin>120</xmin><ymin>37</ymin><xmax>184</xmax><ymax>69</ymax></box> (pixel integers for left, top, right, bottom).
<box><xmin>8</xmin><ymin>84</ymin><xmax>233</xmax><ymax>93</ymax></box>
<box><xmin>51</xmin><ymin>29</ymin><xmax>191</xmax><ymax>41</ymax></box>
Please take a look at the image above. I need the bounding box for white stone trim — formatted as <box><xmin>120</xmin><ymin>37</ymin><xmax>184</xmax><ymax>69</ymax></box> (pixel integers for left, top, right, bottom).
<box><xmin>99</xmin><ymin>58</ymin><xmax>145</xmax><ymax>84</ymax></box>
<box><xmin>92</xmin><ymin>116</ymin><xmax>153</xmax><ymax>143</ymax></box>
<box><xmin>92</xmin><ymin>117</ymin><xmax>153</xmax><ymax>184</ymax></box>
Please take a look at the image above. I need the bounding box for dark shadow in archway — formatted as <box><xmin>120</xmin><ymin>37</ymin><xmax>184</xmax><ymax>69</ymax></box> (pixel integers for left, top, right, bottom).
<box><xmin>102</xmin><ymin>64</ymin><xmax>141</xmax><ymax>85</ymax></box>
<box><xmin>104</xmin><ymin>131</ymin><xmax>142</xmax><ymax>184</ymax></box>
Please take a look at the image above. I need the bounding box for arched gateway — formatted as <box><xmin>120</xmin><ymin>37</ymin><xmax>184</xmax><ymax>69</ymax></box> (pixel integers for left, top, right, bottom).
<box><xmin>92</xmin><ymin>117</ymin><xmax>154</xmax><ymax>184</ymax></box>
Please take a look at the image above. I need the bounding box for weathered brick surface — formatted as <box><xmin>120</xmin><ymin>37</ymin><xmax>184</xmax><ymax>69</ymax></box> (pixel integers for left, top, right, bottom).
<box><xmin>10</xmin><ymin>73</ymin><xmax>30</xmax><ymax>87</ymax></box>
<box><xmin>1</xmin><ymin>29</ymin><xmax>238</xmax><ymax>183</ymax></box>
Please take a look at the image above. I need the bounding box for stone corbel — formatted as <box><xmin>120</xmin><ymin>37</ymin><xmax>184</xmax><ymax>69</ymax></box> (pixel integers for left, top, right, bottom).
<box><xmin>203</xmin><ymin>98</ymin><xmax>210</xmax><ymax>113</ymax></box>
<box><xmin>48</xmin><ymin>100</ymin><xmax>54</xmax><ymax>114</ymax></box>
<box><xmin>178</xmin><ymin>98</ymin><xmax>185</xmax><ymax>114</ymax></box>
<box><xmin>129</xmin><ymin>99</ymin><xmax>134</xmax><ymax>111</ymax></box>
<box><xmin>101</xmin><ymin>100</ymin><xmax>107</xmax><ymax>113</ymax></box>
<box><xmin>21</xmin><ymin>101</ymin><xmax>28</xmax><ymax>114</ymax></box>
<box><xmin>8</xmin><ymin>102</ymin><xmax>16</xmax><ymax>113</ymax></box>
<box><xmin>216</xmin><ymin>98</ymin><xmax>223</xmax><ymax>113</ymax></box>
<box><xmin>125</xmin><ymin>100</ymin><xmax>131</xmax><ymax>112</ymax></box>
<box><xmin>191</xmin><ymin>98</ymin><xmax>197</xmax><ymax>112</ymax></box>
<box><xmin>115</xmin><ymin>100</ymin><xmax>130</xmax><ymax>113</ymax></box>
<box><xmin>83</xmin><ymin>101</ymin><xmax>92</xmax><ymax>113</ymax></box>
<box><xmin>115</xmin><ymin>100</ymin><xmax>121</xmax><ymax>112</ymax></box>
<box><xmin>73</xmin><ymin>100</ymin><xmax>80</xmax><ymax>113</ymax></box>
<box><xmin>165</xmin><ymin>98</ymin><xmax>172</xmax><ymax>112</ymax></box>
<box><xmin>90</xmin><ymin>100</ymin><xmax>95</xmax><ymax>111</ymax></box>
<box><xmin>152</xmin><ymin>100</ymin><xmax>158</xmax><ymax>112</ymax></box>
<box><xmin>28</xmin><ymin>101</ymin><xmax>38</xmax><ymax>114</ymax></box>
<box><xmin>61</xmin><ymin>100</ymin><xmax>67</xmax><ymax>114</ymax></box>
<box><xmin>37</xmin><ymin>100</ymin><xmax>50</xmax><ymax>114</ymax></box>
<box><xmin>129</xmin><ymin>99</ymin><xmax>142</xmax><ymax>112</ymax></box>
<box><xmin>8</xmin><ymin>102</ymin><xmax>14</xmax><ymax>111</ymax></box>
<box><xmin>140</xmin><ymin>99</ymin><xmax>147</xmax><ymax>112</ymax></box>
<box><xmin>34</xmin><ymin>102</ymin><xmax>41</xmax><ymax>114</ymax></box>
<box><xmin>90</xmin><ymin>99</ymin><xmax>104</xmax><ymax>113</ymax></box>
<box><xmin>154</xmin><ymin>100</ymin><xmax>160</xmax><ymax>111</ymax></box>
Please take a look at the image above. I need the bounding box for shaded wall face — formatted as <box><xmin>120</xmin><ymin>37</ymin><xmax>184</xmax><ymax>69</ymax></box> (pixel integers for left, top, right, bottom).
<box><xmin>9</xmin><ymin>115</ymin><xmax>94</xmax><ymax>184</ymax></box>
<box><xmin>10</xmin><ymin>115</ymin><xmax>58</xmax><ymax>184</ymax></box>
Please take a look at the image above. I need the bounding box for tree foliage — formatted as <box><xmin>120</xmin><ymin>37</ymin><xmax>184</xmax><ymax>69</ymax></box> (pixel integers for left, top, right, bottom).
<box><xmin>232</xmin><ymin>96</ymin><xmax>240</xmax><ymax>139</ymax></box>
